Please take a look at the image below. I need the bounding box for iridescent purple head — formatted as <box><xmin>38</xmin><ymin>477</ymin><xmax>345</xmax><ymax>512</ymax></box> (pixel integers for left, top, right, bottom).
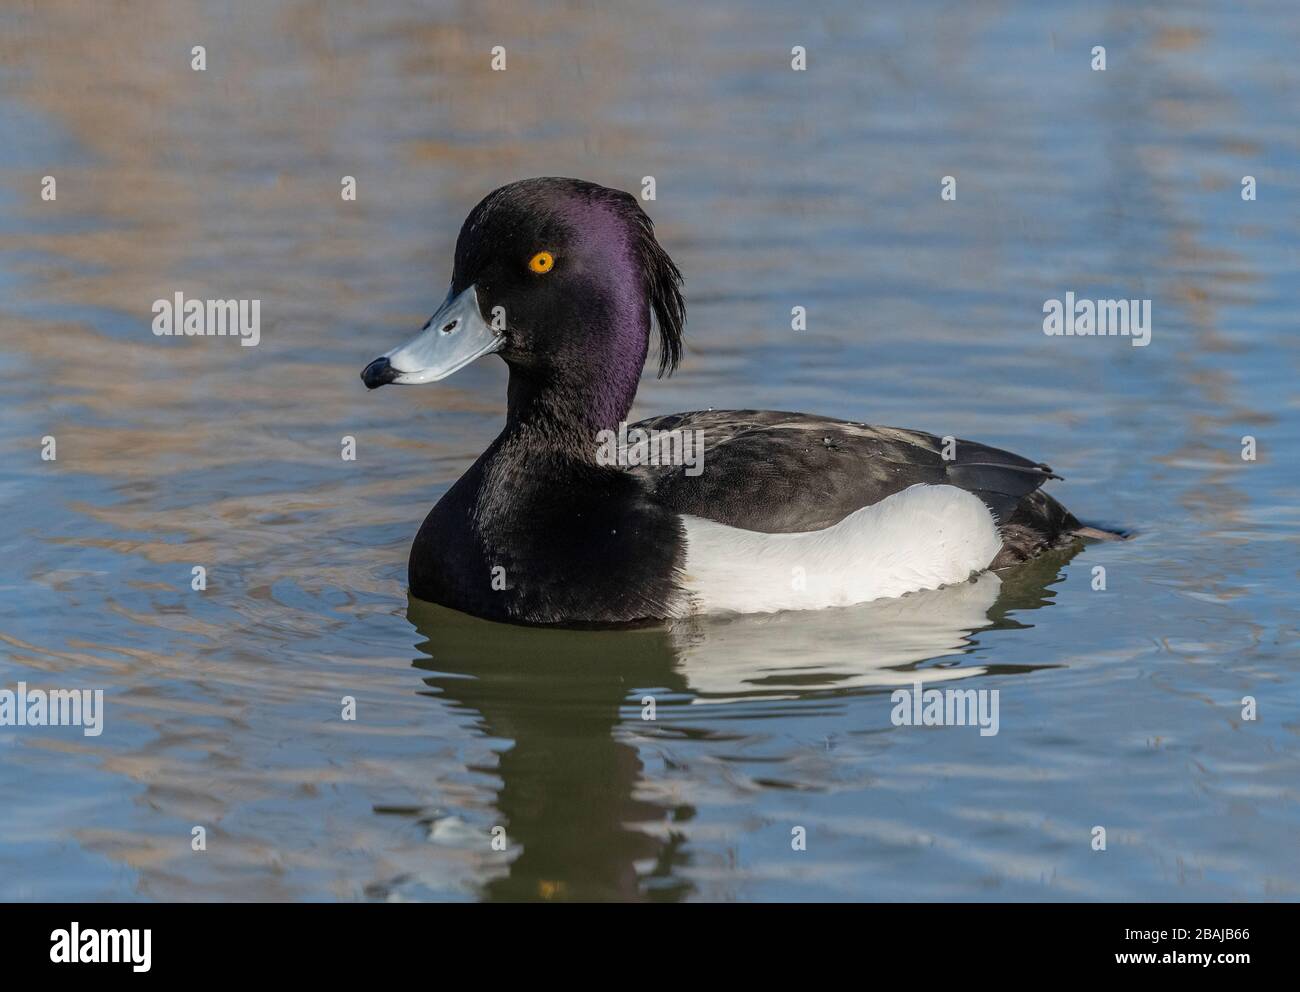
<box><xmin>362</xmin><ymin>178</ymin><xmax>685</xmax><ymax>428</ymax></box>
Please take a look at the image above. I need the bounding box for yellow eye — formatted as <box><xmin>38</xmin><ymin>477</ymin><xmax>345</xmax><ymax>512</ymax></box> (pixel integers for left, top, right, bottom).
<box><xmin>528</xmin><ymin>251</ymin><xmax>555</xmax><ymax>274</ymax></box>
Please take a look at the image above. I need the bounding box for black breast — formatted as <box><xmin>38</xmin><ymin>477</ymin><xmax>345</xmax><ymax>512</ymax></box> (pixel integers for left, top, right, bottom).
<box><xmin>409</xmin><ymin>441</ymin><xmax>686</xmax><ymax>625</ymax></box>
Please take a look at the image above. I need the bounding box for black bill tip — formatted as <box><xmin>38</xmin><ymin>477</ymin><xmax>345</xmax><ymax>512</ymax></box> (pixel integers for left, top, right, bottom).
<box><xmin>361</xmin><ymin>356</ymin><xmax>399</xmax><ymax>389</ymax></box>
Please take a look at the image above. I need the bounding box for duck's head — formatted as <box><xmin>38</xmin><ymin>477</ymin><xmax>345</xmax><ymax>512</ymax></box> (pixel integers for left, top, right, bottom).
<box><xmin>362</xmin><ymin>178</ymin><xmax>685</xmax><ymax>427</ymax></box>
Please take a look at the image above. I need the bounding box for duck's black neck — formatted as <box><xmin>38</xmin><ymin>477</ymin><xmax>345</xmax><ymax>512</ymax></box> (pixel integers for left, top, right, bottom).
<box><xmin>502</xmin><ymin>358</ymin><xmax>643</xmax><ymax>459</ymax></box>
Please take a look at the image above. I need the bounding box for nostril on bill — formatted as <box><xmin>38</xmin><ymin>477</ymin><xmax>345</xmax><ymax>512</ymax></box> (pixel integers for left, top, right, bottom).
<box><xmin>441</xmin><ymin>320</ymin><xmax>458</xmax><ymax>334</ymax></box>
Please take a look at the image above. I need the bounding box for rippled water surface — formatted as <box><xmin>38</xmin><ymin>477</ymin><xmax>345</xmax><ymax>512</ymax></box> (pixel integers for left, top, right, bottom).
<box><xmin>2</xmin><ymin>0</ymin><xmax>1298</xmax><ymax>901</ymax></box>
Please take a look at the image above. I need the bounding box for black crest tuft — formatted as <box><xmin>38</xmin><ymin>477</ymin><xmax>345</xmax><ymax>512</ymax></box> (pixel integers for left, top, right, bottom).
<box><xmin>630</xmin><ymin>205</ymin><xmax>686</xmax><ymax>377</ymax></box>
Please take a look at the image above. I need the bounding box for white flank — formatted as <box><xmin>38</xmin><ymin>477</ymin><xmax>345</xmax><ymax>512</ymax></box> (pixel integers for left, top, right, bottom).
<box><xmin>678</xmin><ymin>484</ymin><xmax>1002</xmax><ymax>615</ymax></box>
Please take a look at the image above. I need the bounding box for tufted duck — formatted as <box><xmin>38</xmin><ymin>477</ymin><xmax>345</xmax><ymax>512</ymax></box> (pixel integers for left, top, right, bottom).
<box><xmin>362</xmin><ymin>178</ymin><xmax>1113</xmax><ymax>625</ymax></box>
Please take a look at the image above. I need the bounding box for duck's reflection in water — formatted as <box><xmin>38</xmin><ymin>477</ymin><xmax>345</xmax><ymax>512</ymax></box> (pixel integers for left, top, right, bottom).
<box><xmin>404</xmin><ymin>546</ymin><xmax>1076</xmax><ymax>901</ymax></box>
